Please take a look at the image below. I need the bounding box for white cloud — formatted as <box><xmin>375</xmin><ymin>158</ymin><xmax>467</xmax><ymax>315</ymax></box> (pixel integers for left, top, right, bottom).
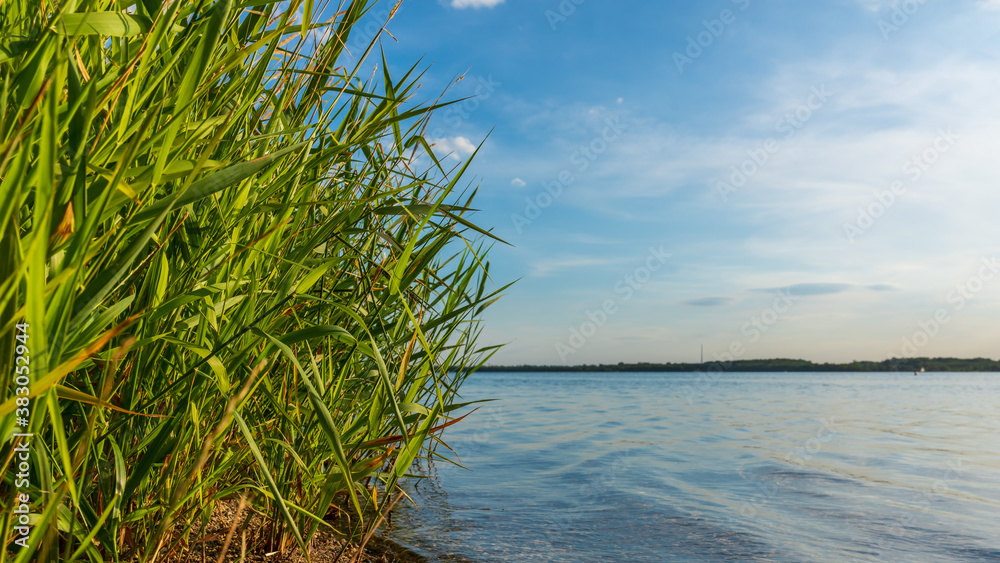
<box><xmin>450</xmin><ymin>0</ymin><xmax>504</xmax><ymax>8</ymax></box>
<box><xmin>481</xmin><ymin>55</ymin><xmax>1000</xmax><ymax>363</ymax></box>
<box><xmin>530</xmin><ymin>256</ymin><xmax>626</xmax><ymax>277</ymax></box>
<box><xmin>510</xmin><ymin>177</ymin><xmax>526</xmax><ymax>187</ymax></box>
<box><xmin>468</xmin><ymin>3</ymin><xmax>1000</xmax><ymax>364</ymax></box>
<box><xmin>858</xmin><ymin>0</ymin><xmax>1000</xmax><ymax>14</ymax></box>
<box><xmin>429</xmin><ymin>136</ymin><xmax>477</xmax><ymax>160</ymax></box>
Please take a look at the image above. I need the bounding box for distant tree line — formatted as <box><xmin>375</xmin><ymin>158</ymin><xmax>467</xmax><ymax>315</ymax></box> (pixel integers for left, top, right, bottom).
<box><xmin>478</xmin><ymin>357</ymin><xmax>1000</xmax><ymax>372</ymax></box>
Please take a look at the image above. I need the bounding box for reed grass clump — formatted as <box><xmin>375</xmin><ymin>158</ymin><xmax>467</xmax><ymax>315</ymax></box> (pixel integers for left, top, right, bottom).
<box><xmin>0</xmin><ymin>0</ymin><xmax>505</xmax><ymax>560</ymax></box>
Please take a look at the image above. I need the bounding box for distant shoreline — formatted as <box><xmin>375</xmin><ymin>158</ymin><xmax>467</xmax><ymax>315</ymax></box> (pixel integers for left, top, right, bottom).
<box><xmin>478</xmin><ymin>357</ymin><xmax>1000</xmax><ymax>373</ymax></box>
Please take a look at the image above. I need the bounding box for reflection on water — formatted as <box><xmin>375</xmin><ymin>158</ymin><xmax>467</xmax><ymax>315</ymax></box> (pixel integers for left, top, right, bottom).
<box><xmin>384</xmin><ymin>372</ymin><xmax>1000</xmax><ymax>562</ymax></box>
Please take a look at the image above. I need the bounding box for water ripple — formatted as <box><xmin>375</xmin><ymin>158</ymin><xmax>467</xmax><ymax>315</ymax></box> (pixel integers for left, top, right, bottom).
<box><xmin>386</xmin><ymin>372</ymin><xmax>1000</xmax><ymax>562</ymax></box>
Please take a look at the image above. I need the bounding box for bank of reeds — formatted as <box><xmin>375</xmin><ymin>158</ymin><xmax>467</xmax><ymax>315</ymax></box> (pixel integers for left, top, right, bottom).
<box><xmin>0</xmin><ymin>0</ymin><xmax>505</xmax><ymax>560</ymax></box>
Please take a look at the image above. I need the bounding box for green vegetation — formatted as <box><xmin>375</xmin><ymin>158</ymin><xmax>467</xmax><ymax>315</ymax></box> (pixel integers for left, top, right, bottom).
<box><xmin>0</xmin><ymin>0</ymin><xmax>505</xmax><ymax>560</ymax></box>
<box><xmin>483</xmin><ymin>357</ymin><xmax>1000</xmax><ymax>372</ymax></box>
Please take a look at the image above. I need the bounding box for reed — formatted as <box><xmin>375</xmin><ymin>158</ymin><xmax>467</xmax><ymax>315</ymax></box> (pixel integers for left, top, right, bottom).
<box><xmin>0</xmin><ymin>0</ymin><xmax>506</xmax><ymax>560</ymax></box>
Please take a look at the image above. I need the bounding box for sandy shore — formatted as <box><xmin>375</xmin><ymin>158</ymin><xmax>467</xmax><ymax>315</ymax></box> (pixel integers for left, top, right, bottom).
<box><xmin>164</xmin><ymin>500</ymin><xmax>428</xmax><ymax>563</ymax></box>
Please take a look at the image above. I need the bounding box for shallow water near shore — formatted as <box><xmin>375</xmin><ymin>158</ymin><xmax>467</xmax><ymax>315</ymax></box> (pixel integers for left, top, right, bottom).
<box><xmin>384</xmin><ymin>371</ymin><xmax>1000</xmax><ymax>562</ymax></box>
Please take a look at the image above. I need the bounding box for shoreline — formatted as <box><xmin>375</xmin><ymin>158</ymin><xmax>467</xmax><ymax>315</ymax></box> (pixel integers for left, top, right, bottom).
<box><xmin>476</xmin><ymin>356</ymin><xmax>1000</xmax><ymax>373</ymax></box>
<box><xmin>364</xmin><ymin>537</ymin><xmax>430</xmax><ymax>563</ymax></box>
<box><xmin>165</xmin><ymin>500</ymin><xmax>433</xmax><ymax>563</ymax></box>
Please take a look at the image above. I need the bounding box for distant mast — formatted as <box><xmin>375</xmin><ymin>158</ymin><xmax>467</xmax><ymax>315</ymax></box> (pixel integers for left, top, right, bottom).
<box><xmin>700</xmin><ymin>344</ymin><xmax>704</xmax><ymax>364</ymax></box>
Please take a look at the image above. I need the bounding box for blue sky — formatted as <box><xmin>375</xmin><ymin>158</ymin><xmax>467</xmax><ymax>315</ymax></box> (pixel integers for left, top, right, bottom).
<box><xmin>350</xmin><ymin>0</ymin><xmax>1000</xmax><ymax>365</ymax></box>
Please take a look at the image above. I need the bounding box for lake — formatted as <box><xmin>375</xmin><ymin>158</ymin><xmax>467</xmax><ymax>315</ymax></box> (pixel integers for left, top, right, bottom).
<box><xmin>385</xmin><ymin>371</ymin><xmax>1000</xmax><ymax>562</ymax></box>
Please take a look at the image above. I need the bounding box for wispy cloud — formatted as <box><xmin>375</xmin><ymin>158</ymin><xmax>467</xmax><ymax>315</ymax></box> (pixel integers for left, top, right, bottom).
<box><xmin>430</xmin><ymin>136</ymin><xmax>477</xmax><ymax>160</ymax></box>
<box><xmin>753</xmin><ymin>283</ymin><xmax>901</xmax><ymax>296</ymax></box>
<box><xmin>866</xmin><ymin>283</ymin><xmax>900</xmax><ymax>292</ymax></box>
<box><xmin>510</xmin><ymin>177</ymin><xmax>526</xmax><ymax>187</ymax></box>
<box><xmin>855</xmin><ymin>0</ymin><xmax>884</xmax><ymax>12</ymax></box>
<box><xmin>750</xmin><ymin>283</ymin><xmax>852</xmax><ymax>296</ymax></box>
<box><xmin>530</xmin><ymin>256</ymin><xmax>625</xmax><ymax>277</ymax></box>
<box><xmin>449</xmin><ymin>0</ymin><xmax>504</xmax><ymax>8</ymax></box>
<box><xmin>685</xmin><ymin>297</ymin><xmax>733</xmax><ymax>307</ymax></box>
<box><xmin>423</xmin><ymin>0</ymin><xmax>1000</xmax><ymax>365</ymax></box>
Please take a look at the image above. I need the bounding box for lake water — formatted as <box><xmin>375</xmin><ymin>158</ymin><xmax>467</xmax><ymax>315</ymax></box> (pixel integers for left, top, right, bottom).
<box><xmin>385</xmin><ymin>372</ymin><xmax>1000</xmax><ymax>562</ymax></box>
